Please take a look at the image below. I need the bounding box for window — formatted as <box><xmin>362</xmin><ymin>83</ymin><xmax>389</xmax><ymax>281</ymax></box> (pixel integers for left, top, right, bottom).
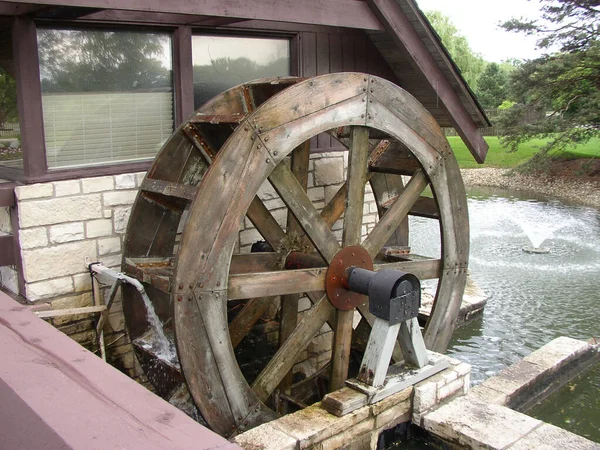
<box><xmin>0</xmin><ymin>68</ymin><xmax>22</xmax><ymax>170</ymax></box>
<box><xmin>37</xmin><ymin>28</ymin><xmax>174</xmax><ymax>169</ymax></box>
<box><xmin>192</xmin><ymin>35</ymin><xmax>290</xmax><ymax>109</ymax></box>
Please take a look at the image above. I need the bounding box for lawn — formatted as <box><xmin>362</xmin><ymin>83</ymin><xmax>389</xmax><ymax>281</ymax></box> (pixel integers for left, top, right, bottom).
<box><xmin>449</xmin><ymin>136</ymin><xmax>600</xmax><ymax>169</ymax></box>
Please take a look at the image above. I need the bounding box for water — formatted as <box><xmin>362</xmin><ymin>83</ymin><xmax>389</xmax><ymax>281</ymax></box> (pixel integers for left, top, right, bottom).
<box><xmin>409</xmin><ymin>186</ymin><xmax>600</xmax><ymax>441</ymax></box>
<box><xmin>138</xmin><ymin>291</ymin><xmax>177</xmax><ymax>362</ymax></box>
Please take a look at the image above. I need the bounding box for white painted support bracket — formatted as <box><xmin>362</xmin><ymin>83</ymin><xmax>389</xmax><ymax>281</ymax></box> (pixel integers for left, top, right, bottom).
<box><xmin>347</xmin><ymin>352</ymin><xmax>449</xmax><ymax>404</ymax></box>
<box><xmin>341</xmin><ymin>314</ymin><xmax>442</xmax><ymax>407</ymax></box>
<box><xmin>398</xmin><ymin>317</ymin><xmax>429</xmax><ymax>368</ymax></box>
<box><xmin>357</xmin><ymin>317</ymin><xmax>401</xmax><ymax>387</ymax></box>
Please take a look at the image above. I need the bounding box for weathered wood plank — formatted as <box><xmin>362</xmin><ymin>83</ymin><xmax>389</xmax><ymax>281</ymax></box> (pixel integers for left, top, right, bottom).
<box><xmin>7</xmin><ymin>0</ymin><xmax>384</xmax><ymax>30</ymax></box>
<box><xmin>36</xmin><ymin>305</ymin><xmax>107</xmax><ymax>318</ymax></box>
<box><xmin>369</xmin><ymin>140</ymin><xmax>423</xmax><ymax>176</ymax></box>
<box><xmin>252</xmin><ymin>73</ymin><xmax>367</xmax><ymax>135</ymax></box>
<box><xmin>252</xmin><ymin>294</ymin><xmax>336</xmax><ymax>402</ymax></box>
<box><xmin>189</xmin><ymin>113</ymin><xmax>245</xmax><ymax>124</ymax></box>
<box><xmin>374</xmin><ymin>258</ymin><xmax>441</xmax><ymax>280</ymax></box>
<box><xmin>123</xmin><ymin>257</ymin><xmax>173</xmax><ymax>293</ymax></box>
<box><xmin>369</xmin><ymin>172</ymin><xmax>409</xmax><ymax>247</ymax></box>
<box><xmin>227</xmin><ymin>267</ymin><xmax>326</xmax><ymax>300</ymax></box>
<box><xmin>278</xmin><ymin>139</ymin><xmax>311</xmax><ymax>405</ymax></box>
<box><xmin>423</xmin><ymin>153</ymin><xmax>469</xmax><ymax>352</ymax></box>
<box><xmin>269</xmin><ymin>163</ymin><xmax>341</xmax><ymax>263</ymax></box>
<box><xmin>363</xmin><ymin>170</ymin><xmax>428</xmax><ymax>258</ymax></box>
<box><xmin>397</xmin><ymin>317</ymin><xmax>429</xmax><ymax>368</ymax></box>
<box><xmin>141</xmin><ymin>178</ymin><xmax>196</xmax><ymax>200</ymax></box>
<box><xmin>331</xmin><ymin>126</ymin><xmax>369</xmax><ymax>391</ymax></box>
<box><xmin>380</xmin><ymin>195</ymin><xmax>439</xmax><ymax>220</ymax></box>
<box><xmin>357</xmin><ymin>317</ymin><xmax>401</xmax><ymax>387</ymax></box>
<box><xmin>246</xmin><ymin>196</ymin><xmax>286</xmax><ymax>250</ymax></box>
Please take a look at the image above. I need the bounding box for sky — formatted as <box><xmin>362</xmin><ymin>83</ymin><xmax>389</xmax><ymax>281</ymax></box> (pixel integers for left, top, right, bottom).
<box><xmin>416</xmin><ymin>0</ymin><xmax>545</xmax><ymax>62</ymax></box>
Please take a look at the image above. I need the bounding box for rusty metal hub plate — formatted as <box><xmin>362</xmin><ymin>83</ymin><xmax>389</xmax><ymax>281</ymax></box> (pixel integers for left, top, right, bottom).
<box><xmin>326</xmin><ymin>246</ymin><xmax>373</xmax><ymax>310</ymax></box>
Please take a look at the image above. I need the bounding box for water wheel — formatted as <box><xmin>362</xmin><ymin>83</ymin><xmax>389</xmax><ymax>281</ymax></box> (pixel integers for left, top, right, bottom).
<box><xmin>122</xmin><ymin>73</ymin><xmax>468</xmax><ymax>437</ymax></box>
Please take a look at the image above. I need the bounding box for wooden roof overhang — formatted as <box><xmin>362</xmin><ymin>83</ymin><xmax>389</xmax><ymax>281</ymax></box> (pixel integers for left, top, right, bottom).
<box><xmin>0</xmin><ymin>0</ymin><xmax>489</xmax><ymax>162</ymax></box>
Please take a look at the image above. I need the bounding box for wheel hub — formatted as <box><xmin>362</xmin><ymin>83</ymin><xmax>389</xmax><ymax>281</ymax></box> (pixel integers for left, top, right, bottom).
<box><xmin>325</xmin><ymin>245</ymin><xmax>373</xmax><ymax>310</ymax></box>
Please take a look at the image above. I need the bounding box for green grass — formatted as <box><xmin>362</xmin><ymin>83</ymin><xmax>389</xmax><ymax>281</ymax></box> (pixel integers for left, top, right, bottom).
<box><xmin>449</xmin><ymin>136</ymin><xmax>600</xmax><ymax>169</ymax></box>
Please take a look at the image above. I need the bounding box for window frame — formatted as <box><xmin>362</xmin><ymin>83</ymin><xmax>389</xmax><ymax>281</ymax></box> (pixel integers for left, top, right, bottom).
<box><xmin>1</xmin><ymin>18</ymin><xmax>299</xmax><ymax>184</ymax></box>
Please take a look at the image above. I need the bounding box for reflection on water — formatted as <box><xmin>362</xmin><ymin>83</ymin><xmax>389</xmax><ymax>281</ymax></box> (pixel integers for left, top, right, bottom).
<box><xmin>409</xmin><ymin>186</ymin><xmax>600</xmax><ymax>441</ymax></box>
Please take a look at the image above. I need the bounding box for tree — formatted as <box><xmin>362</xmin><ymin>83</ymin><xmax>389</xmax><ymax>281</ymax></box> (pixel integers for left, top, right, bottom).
<box><xmin>498</xmin><ymin>0</ymin><xmax>600</xmax><ymax>169</ymax></box>
<box><xmin>425</xmin><ymin>10</ymin><xmax>486</xmax><ymax>90</ymax></box>
<box><xmin>0</xmin><ymin>67</ymin><xmax>17</xmax><ymax>129</ymax></box>
<box><xmin>37</xmin><ymin>29</ymin><xmax>171</xmax><ymax>93</ymax></box>
<box><xmin>476</xmin><ymin>62</ymin><xmax>510</xmax><ymax>109</ymax></box>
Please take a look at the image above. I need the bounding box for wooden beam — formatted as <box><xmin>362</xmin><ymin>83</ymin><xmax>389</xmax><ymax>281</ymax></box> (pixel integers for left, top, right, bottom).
<box><xmin>35</xmin><ymin>305</ymin><xmax>107</xmax><ymax>318</ymax></box>
<box><xmin>227</xmin><ymin>267</ymin><xmax>326</xmax><ymax>300</ymax></box>
<box><xmin>12</xmin><ymin>17</ymin><xmax>47</xmax><ymax>179</ymax></box>
<box><xmin>0</xmin><ymin>183</ymin><xmax>15</xmax><ymax>207</ymax></box>
<box><xmin>0</xmin><ymin>3</ymin><xmax>42</xmax><ymax>15</ymax></box>
<box><xmin>330</xmin><ymin>126</ymin><xmax>369</xmax><ymax>391</ymax></box>
<box><xmin>367</xmin><ymin>0</ymin><xmax>488</xmax><ymax>163</ymax></box>
<box><xmin>269</xmin><ymin>163</ymin><xmax>340</xmax><ymax>263</ymax></box>
<box><xmin>81</xmin><ymin>9</ymin><xmax>213</xmax><ymax>24</ymax></box>
<box><xmin>173</xmin><ymin>26</ymin><xmax>194</xmax><ymax>126</ymax></box>
<box><xmin>2</xmin><ymin>0</ymin><xmax>384</xmax><ymax>30</ymax></box>
<box><xmin>0</xmin><ymin>235</ymin><xmax>15</xmax><ymax>266</ymax></box>
<box><xmin>363</xmin><ymin>170</ymin><xmax>427</xmax><ymax>258</ymax></box>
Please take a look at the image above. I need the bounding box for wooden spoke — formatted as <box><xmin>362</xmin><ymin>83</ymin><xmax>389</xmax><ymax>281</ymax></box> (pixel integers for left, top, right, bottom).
<box><xmin>279</xmin><ymin>140</ymin><xmax>311</xmax><ymax>406</ymax></box>
<box><xmin>228</xmin><ymin>267</ymin><xmax>327</xmax><ymax>300</ymax></box>
<box><xmin>321</xmin><ymin>181</ymin><xmax>348</xmax><ymax>228</ymax></box>
<box><xmin>342</xmin><ymin>126</ymin><xmax>369</xmax><ymax>246</ymax></box>
<box><xmin>363</xmin><ymin>170</ymin><xmax>428</xmax><ymax>258</ymax></box>
<box><xmin>331</xmin><ymin>126</ymin><xmax>369</xmax><ymax>391</ymax></box>
<box><xmin>252</xmin><ymin>294</ymin><xmax>336</xmax><ymax>402</ymax></box>
<box><xmin>269</xmin><ymin>163</ymin><xmax>341</xmax><ymax>263</ymax></box>
<box><xmin>374</xmin><ymin>258</ymin><xmax>441</xmax><ymax>280</ymax></box>
<box><xmin>229</xmin><ymin>296</ymin><xmax>277</xmax><ymax>349</ymax></box>
<box><xmin>246</xmin><ymin>196</ymin><xmax>286</xmax><ymax>250</ymax></box>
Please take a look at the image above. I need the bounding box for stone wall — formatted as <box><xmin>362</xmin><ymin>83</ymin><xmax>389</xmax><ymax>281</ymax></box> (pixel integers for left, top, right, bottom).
<box><xmin>0</xmin><ymin>149</ymin><xmax>376</xmax><ymax>385</ymax></box>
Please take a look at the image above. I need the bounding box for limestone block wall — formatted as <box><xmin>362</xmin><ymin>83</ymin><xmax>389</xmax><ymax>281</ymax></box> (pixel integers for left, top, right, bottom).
<box><xmin>0</xmin><ymin>149</ymin><xmax>376</xmax><ymax>386</ymax></box>
<box><xmin>5</xmin><ymin>172</ymin><xmax>146</xmax><ymax>380</ymax></box>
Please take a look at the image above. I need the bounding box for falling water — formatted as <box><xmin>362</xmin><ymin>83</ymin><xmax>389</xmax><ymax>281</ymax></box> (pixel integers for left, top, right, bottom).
<box><xmin>139</xmin><ymin>290</ymin><xmax>176</xmax><ymax>362</ymax></box>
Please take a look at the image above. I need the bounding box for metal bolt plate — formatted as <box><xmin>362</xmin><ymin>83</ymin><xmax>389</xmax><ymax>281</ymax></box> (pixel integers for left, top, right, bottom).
<box><xmin>325</xmin><ymin>246</ymin><xmax>373</xmax><ymax>310</ymax></box>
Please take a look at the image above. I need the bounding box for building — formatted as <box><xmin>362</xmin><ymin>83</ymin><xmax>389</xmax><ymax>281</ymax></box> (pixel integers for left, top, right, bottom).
<box><xmin>0</xmin><ymin>0</ymin><xmax>489</xmax><ymax>381</ymax></box>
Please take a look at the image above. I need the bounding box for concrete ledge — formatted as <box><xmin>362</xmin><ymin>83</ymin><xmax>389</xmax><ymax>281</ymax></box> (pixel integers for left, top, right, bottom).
<box><xmin>235</xmin><ymin>354</ymin><xmax>471</xmax><ymax>450</ymax></box>
<box><xmin>423</xmin><ymin>396</ymin><xmax>543</xmax><ymax>449</ymax></box>
<box><xmin>422</xmin><ymin>395</ymin><xmax>600</xmax><ymax>450</ymax></box>
<box><xmin>0</xmin><ymin>291</ymin><xmax>238</xmax><ymax>450</ymax></box>
<box><xmin>470</xmin><ymin>337</ymin><xmax>600</xmax><ymax>412</ymax></box>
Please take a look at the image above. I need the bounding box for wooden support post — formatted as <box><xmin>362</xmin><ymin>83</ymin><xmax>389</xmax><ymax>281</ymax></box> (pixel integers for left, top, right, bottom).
<box><xmin>278</xmin><ymin>140</ymin><xmax>310</xmax><ymax>412</ymax></box>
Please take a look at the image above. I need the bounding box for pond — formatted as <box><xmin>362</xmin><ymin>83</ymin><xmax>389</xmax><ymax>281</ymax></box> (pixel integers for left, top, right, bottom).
<box><xmin>409</xmin><ymin>185</ymin><xmax>600</xmax><ymax>442</ymax></box>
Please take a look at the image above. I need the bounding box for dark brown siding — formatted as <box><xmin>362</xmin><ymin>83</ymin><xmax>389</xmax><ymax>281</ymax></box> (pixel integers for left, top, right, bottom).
<box><xmin>298</xmin><ymin>30</ymin><xmax>398</xmax><ymax>150</ymax></box>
